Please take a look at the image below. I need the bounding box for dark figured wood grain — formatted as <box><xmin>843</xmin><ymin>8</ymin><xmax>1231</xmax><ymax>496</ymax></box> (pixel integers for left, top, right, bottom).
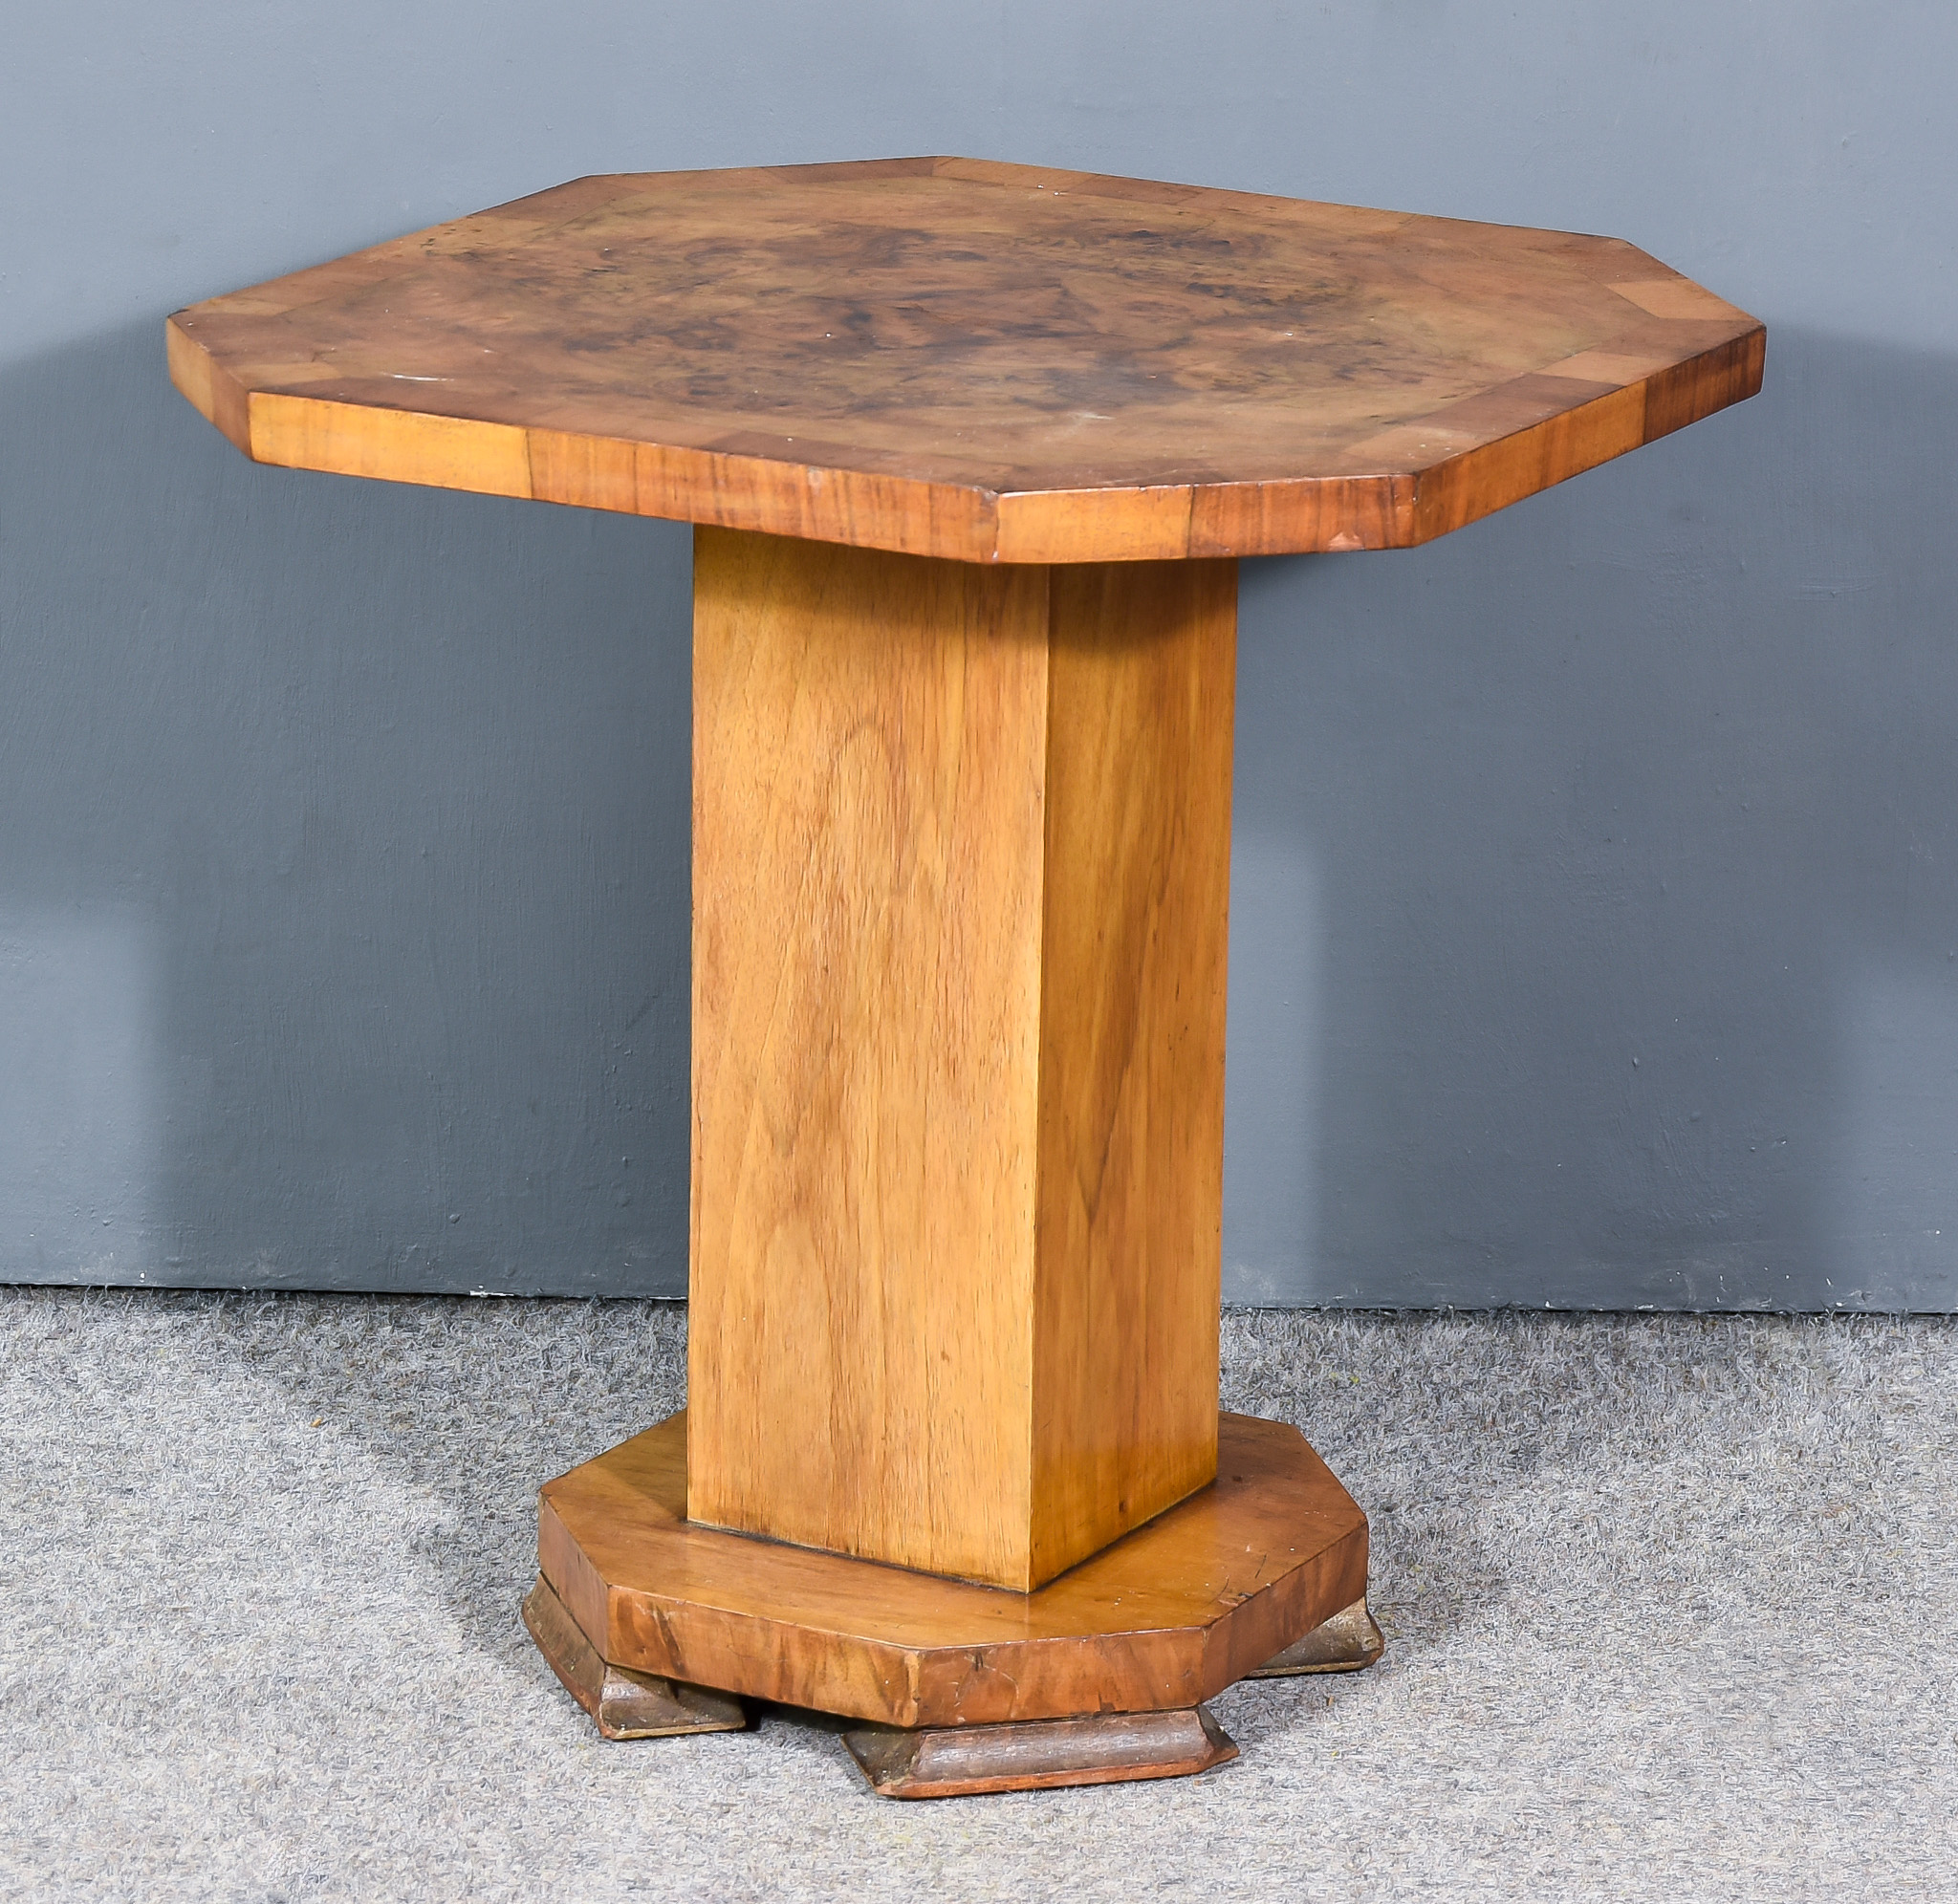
<box><xmin>167</xmin><ymin>157</ymin><xmax>1763</xmax><ymax>563</ymax></box>
<box><xmin>537</xmin><ymin>1410</ymin><xmax>1368</xmax><ymax>1730</ymax></box>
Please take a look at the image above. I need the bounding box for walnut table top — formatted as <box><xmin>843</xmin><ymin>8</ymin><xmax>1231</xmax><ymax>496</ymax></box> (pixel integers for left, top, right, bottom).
<box><xmin>167</xmin><ymin>156</ymin><xmax>1763</xmax><ymax>565</ymax></box>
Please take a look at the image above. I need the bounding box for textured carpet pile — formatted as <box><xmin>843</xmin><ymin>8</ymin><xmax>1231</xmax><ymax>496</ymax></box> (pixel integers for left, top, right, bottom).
<box><xmin>2</xmin><ymin>1287</ymin><xmax>1952</xmax><ymax>1901</ymax></box>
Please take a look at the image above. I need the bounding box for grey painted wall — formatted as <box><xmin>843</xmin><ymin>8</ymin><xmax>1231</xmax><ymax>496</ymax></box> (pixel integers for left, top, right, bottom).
<box><xmin>4</xmin><ymin>4</ymin><xmax>1954</xmax><ymax>1307</ymax></box>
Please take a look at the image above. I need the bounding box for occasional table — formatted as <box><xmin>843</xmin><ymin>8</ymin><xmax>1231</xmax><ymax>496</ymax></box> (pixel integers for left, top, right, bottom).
<box><xmin>169</xmin><ymin>158</ymin><xmax>1762</xmax><ymax>1797</ymax></box>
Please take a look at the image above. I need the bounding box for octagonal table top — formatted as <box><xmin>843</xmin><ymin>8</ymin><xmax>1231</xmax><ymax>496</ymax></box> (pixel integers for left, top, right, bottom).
<box><xmin>167</xmin><ymin>156</ymin><xmax>1763</xmax><ymax>565</ymax></box>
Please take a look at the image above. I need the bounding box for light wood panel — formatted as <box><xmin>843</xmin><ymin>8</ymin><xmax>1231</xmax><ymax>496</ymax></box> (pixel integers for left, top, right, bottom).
<box><xmin>538</xmin><ymin>1410</ymin><xmax>1369</xmax><ymax>1729</ymax></box>
<box><xmin>167</xmin><ymin>157</ymin><xmax>1764</xmax><ymax>563</ymax></box>
<box><xmin>687</xmin><ymin>530</ymin><xmax>1232</xmax><ymax>1590</ymax></box>
<box><xmin>687</xmin><ymin>527</ymin><xmax>1051</xmax><ymax>1587</ymax></box>
<box><xmin>1030</xmin><ymin>560</ymin><xmax>1234</xmax><ymax>1580</ymax></box>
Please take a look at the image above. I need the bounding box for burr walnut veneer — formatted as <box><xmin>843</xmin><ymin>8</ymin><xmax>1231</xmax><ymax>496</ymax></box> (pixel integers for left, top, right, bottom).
<box><xmin>169</xmin><ymin>157</ymin><xmax>1762</xmax><ymax>1796</ymax></box>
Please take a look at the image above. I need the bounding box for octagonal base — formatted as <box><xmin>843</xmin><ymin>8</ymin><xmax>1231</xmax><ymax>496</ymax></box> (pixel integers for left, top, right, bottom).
<box><xmin>534</xmin><ymin>1410</ymin><xmax>1368</xmax><ymax>1742</ymax></box>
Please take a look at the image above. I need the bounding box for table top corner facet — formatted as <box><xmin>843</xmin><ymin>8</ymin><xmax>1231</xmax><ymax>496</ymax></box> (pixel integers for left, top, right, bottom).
<box><xmin>167</xmin><ymin>156</ymin><xmax>1764</xmax><ymax>564</ymax></box>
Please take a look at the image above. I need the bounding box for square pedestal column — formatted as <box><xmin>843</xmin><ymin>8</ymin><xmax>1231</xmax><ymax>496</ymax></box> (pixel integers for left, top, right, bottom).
<box><xmin>686</xmin><ymin>528</ymin><xmax>1237</xmax><ymax>1590</ymax></box>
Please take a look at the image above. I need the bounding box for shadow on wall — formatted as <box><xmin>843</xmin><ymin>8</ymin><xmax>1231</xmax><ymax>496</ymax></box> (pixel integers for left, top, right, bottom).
<box><xmin>4</xmin><ymin>319</ymin><xmax>1957</xmax><ymax>1309</ymax></box>
<box><xmin>0</xmin><ymin>317</ymin><xmax>693</xmax><ymax>1294</ymax></box>
<box><xmin>1225</xmin><ymin>324</ymin><xmax>1958</xmax><ymax>1311</ymax></box>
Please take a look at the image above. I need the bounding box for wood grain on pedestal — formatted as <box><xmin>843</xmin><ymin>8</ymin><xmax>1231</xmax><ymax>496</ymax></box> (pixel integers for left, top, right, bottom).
<box><xmin>687</xmin><ymin>530</ymin><xmax>1232</xmax><ymax>1590</ymax></box>
<box><xmin>1031</xmin><ymin>559</ymin><xmax>1234</xmax><ymax>1582</ymax></box>
<box><xmin>687</xmin><ymin>526</ymin><xmax>1049</xmax><ymax>1588</ymax></box>
<box><xmin>167</xmin><ymin>157</ymin><xmax>1764</xmax><ymax>564</ymax></box>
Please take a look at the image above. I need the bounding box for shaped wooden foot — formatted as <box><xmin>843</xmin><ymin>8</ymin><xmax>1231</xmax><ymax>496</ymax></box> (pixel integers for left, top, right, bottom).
<box><xmin>522</xmin><ymin>1574</ymin><xmax>747</xmax><ymax>1740</ymax></box>
<box><xmin>1248</xmin><ymin>1595</ymin><xmax>1384</xmax><ymax>1677</ymax></box>
<box><xmin>843</xmin><ymin>1706</ymin><xmax>1237</xmax><ymax>1799</ymax></box>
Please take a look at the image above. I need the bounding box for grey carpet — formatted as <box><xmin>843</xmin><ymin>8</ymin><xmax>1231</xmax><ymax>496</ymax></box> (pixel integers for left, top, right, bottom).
<box><xmin>2</xmin><ymin>1288</ymin><xmax>1952</xmax><ymax>1902</ymax></box>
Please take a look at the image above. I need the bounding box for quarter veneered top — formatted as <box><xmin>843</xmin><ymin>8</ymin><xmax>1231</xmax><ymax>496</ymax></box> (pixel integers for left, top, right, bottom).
<box><xmin>167</xmin><ymin>157</ymin><xmax>1763</xmax><ymax>564</ymax></box>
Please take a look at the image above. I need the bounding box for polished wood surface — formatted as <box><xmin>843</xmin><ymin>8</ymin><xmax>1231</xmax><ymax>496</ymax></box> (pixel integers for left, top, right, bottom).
<box><xmin>167</xmin><ymin>157</ymin><xmax>1763</xmax><ymax>564</ymax></box>
<box><xmin>538</xmin><ymin>1410</ymin><xmax>1368</xmax><ymax>1730</ymax></box>
<box><xmin>1031</xmin><ymin>557</ymin><xmax>1235</xmax><ymax>1581</ymax></box>
<box><xmin>843</xmin><ymin>1707</ymin><xmax>1236</xmax><ymax>1799</ymax></box>
<box><xmin>687</xmin><ymin>527</ymin><xmax>1046</xmax><ymax>1585</ymax></box>
<box><xmin>687</xmin><ymin>530</ymin><xmax>1231</xmax><ymax>1590</ymax></box>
